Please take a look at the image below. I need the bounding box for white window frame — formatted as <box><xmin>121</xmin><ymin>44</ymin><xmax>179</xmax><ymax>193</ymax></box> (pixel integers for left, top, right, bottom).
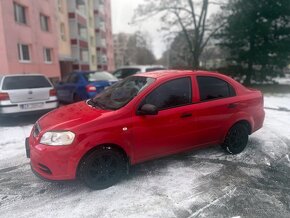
<box><xmin>18</xmin><ymin>43</ymin><xmax>31</xmax><ymax>63</ymax></box>
<box><xmin>40</xmin><ymin>14</ymin><xmax>49</xmax><ymax>32</ymax></box>
<box><xmin>43</xmin><ymin>48</ymin><xmax>52</xmax><ymax>64</ymax></box>
<box><xmin>14</xmin><ymin>2</ymin><xmax>27</xmax><ymax>25</ymax></box>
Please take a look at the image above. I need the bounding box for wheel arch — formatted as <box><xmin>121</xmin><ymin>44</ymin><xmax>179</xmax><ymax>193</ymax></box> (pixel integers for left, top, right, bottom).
<box><xmin>76</xmin><ymin>143</ymin><xmax>130</xmax><ymax>178</ymax></box>
<box><xmin>222</xmin><ymin>115</ymin><xmax>253</xmax><ymax>143</ymax></box>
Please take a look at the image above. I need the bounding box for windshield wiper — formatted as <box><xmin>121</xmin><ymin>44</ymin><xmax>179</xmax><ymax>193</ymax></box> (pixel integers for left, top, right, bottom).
<box><xmin>87</xmin><ymin>99</ymin><xmax>105</xmax><ymax>109</ymax></box>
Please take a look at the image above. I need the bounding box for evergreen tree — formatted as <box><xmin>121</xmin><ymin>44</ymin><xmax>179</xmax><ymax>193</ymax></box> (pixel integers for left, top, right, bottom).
<box><xmin>218</xmin><ymin>0</ymin><xmax>290</xmax><ymax>84</ymax></box>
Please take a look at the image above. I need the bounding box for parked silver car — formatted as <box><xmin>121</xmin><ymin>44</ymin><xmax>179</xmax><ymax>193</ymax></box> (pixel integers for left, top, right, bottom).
<box><xmin>112</xmin><ymin>65</ymin><xmax>165</xmax><ymax>80</ymax></box>
<box><xmin>0</xmin><ymin>74</ymin><xmax>58</xmax><ymax>115</ymax></box>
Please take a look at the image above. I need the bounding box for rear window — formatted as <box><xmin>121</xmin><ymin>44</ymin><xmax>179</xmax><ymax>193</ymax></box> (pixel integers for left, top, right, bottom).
<box><xmin>145</xmin><ymin>67</ymin><xmax>165</xmax><ymax>72</ymax></box>
<box><xmin>113</xmin><ymin>68</ymin><xmax>141</xmax><ymax>79</ymax></box>
<box><xmin>83</xmin><ymin>72</ymin><xmax>117</xmax><ymax>82</ymax></box>
<box><xmin>2</xmin><ymin>76</ymin><xmax>52</xmax><ymax>90</ymax></box>
<box><xmin>197</xmin><ymin>76</ymin><xmax>236</xmax><ymax>101</ymax></box>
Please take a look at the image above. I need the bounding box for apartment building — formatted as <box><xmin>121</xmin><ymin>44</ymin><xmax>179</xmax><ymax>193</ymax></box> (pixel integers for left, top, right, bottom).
<box><xmin>56</xmin><ymin>0</ymin><xmax>74</xmax><ymax>76</ymax></box>
<box><xmin>0</xmin><ymin>0</ymin><xmax>114</xmax><ymax>79</ymax></box>
<box><xmin>65</xmin><ymin>0</ymin><xmax>114</xmax><ymax>72</ymax></box>
<box><xmin>0</xmin><ymin>0</ymin><xmax>61</xmax><ymax>79</ymax></box>
<box><xmin>94</xmin><ymin>0</ymin><xmax>114</xmax><ymax>71</ymax></box>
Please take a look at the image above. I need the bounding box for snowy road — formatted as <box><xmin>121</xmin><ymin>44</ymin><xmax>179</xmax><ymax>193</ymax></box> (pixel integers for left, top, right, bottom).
<box><xmin>0</xmin><ymin>95</ymin><xmax>289</xmax><ymax>218</ymax></box>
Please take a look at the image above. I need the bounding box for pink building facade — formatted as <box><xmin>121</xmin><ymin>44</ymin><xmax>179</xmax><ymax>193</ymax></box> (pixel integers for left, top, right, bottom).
<box><xmin>0</xmin><ymin>0</ymin><xmax>60</xmax><ymax>79</ymax></box>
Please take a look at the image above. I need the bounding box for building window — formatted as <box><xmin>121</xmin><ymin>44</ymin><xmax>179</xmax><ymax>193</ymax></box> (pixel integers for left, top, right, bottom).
<box><xmin>60</xmin><ymin>23</ymin><xmax>66</xmax><ymax>41</ymax></box>
<box><xmin>43</xmin><ymin>48</ymin><xmax>52</xmax><ymax>63</ymax></box>
<box><xmin>81</xmin><ymin>49</ymin><xmax>89</xmax><ymax>62</ymax></box>
<box><xmin>91</xmin><ymin>55</ymin><xmax>95</xmax><ymax>64</ymax></box>
<box><xmin>40</xmin><ymin>14</ymin><xmax>49</xmax><ymax>32</ymax></box>
<box><xmin>58</xmin><ymin>0</ymin><xmax>63</xmax><ymax>12</ymax></box>
<box><xmin>18</xmin><ymin>44</ymin><xmax>30</xmax><ymax>62</ymax></box>
<box><xmin>14</xmin><ymin>3</ymin><xmax>27</xmax><ymax>24</ymax></box>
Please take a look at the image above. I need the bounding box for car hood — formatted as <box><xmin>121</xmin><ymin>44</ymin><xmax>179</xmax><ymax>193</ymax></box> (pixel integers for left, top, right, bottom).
<box><xmin>38</xmin><ymin>101</ymin><xmax>110</xmax><ymax>131</ymax></box>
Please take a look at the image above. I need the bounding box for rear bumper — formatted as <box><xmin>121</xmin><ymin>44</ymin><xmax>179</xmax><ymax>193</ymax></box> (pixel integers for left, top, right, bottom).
<box><xmin>0</xmin><ymin>100</ymin><xmax>58</xmax><ymax>115</ymax></box>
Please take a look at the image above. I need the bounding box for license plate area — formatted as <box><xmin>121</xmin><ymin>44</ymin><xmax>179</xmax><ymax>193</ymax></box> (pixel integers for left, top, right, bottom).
<box><xmin>20</xmin><ymin>102</ymin><xmax>44</xmax><ymax>110</ymax></box>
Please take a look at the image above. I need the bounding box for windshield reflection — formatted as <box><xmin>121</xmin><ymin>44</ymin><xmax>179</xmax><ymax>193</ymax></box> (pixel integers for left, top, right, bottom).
<box><xmin>88</xmin><ymin>76</ymin><xmax>155</xmax><ymax>110</ymax></box>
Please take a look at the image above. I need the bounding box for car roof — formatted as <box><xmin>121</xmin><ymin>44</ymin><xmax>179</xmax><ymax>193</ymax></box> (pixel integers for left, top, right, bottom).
<box><xmin>135</xmin><ymin>70</ymin><xmax>227</xmax><ymax>79</ymax></box>
<box><xmin>117</xmin><ymin>65</ymin><xmax>165</xmax><ymax>69</ymax></box>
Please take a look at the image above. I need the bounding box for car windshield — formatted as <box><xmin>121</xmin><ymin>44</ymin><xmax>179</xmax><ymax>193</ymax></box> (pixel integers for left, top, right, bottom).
<box><xmin>83</xmin><ymin>72</ymin><xmax>117</xmax><ymax>82</ymax></box>
<box><xmin>88</xmin><ymin>76</ymin><xmax>155</xmax><ymax>110</ymax></box>
<box><xmin>2</xmin><ymin>76</ymin><xmax>52</xmax><ymax>90</ymax></box>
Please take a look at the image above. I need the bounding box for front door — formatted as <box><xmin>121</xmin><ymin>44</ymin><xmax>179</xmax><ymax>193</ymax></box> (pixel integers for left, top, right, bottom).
<box><xmin>132</xmin><ymin>77</ymin><xmax>197</xmax><ymax>163</ymax></box>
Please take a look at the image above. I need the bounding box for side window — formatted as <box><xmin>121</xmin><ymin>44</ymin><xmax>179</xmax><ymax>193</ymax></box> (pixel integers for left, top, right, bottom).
<box><xmin>62</xmin><ymin>74</ymin><xmax>70</xmax><ymax>83</ymax></box>
<box><xmin>67</xmin><ymin>74</ymin><xmax>79</xmax><ymax>83</ymax></box>
<box><xmin>113</xmin><ymin>70</ymin><xmax>122</xmax><ymax>79</ymax></box>
<box><xmin>143</xmin><ymin>77</ymin><xmax>192</xmax><ymax>110</ymax></box>
<box><xmin>121</xmin><ymin>68</ymin><xmax>140</xmax><ymax>78</ymax></box>
<box><xmin>197</xmin><ymin>76</ymin><xmax>236</xmax><ymax>101</ymax></box>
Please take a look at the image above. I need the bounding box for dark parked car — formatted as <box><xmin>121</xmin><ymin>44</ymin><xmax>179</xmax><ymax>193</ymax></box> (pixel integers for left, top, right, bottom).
<box><xmin>56</xmin><ymin>71</ymin><xmax>118</xmax><ymax>103</ymax></box>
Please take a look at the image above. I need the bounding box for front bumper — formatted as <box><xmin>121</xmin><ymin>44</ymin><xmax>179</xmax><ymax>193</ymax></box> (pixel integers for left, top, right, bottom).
<box><xmin>26</xmin><ymin>136</ymin><xmax>79</xmax><ymax>181</ymax></box>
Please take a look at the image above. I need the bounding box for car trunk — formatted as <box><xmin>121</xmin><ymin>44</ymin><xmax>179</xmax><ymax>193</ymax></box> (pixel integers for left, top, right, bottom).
<box><xmin>7</xmin><ymin>88</ymin><xmax>50</xmax><ymax>103</ymax></box>
<box><xmin>2</xmin><ymin>75</ymin><xmax>52</xmax><ymax>103</ymax></box>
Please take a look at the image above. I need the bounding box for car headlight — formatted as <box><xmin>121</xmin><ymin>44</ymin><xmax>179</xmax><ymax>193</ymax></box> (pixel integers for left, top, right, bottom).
<box><xmin>40</xmin><ymin>131</ymin><xmax>75</xmax><ymax>146</ymax></box>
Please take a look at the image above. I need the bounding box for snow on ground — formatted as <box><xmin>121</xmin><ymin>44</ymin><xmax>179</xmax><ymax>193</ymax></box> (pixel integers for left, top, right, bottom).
<box><xmin>0</xmin><ymin>95</ymin><xmax>289</xmax><ymax>218</ymax></box>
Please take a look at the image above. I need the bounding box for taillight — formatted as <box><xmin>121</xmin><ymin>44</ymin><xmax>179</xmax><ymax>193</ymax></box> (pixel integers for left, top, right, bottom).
<box><xmin>49</xmin><ymin>89</ymin><xmax>57</xmax><ymax>97</ymax></box>
<box><xmin>86</xmin><ymin>85</ymin><xmax>97</xmax><ymax>92</ymax></box>
<box><xmin>0</xmin><ymin>92</ymin><xmax>9</xmax><ymax>101</ymax></box>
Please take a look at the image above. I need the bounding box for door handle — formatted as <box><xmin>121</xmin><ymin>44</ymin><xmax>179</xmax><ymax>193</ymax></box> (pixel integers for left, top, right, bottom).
<box><xmin>180</xmin><ymin>113</ymin><xmax>192</xmax><ymax>118</ymax></box>
<box><xmin>228</xmin><ymin>103</ymin><xmax>238</xmax><ymax>109</ymax></box>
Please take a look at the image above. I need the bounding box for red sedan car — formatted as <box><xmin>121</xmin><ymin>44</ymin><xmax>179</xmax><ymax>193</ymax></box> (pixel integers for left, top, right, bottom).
<box><xmin>26</xmin><ymin>71</ymin><xmax>265</xmax><ymax>189</ymax></box>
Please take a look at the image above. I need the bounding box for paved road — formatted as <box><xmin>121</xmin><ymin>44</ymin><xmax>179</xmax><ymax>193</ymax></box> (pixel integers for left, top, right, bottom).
<box><xmin>0</xmin><ymin>108</ymin><xmax>289</xmax><ymax>218</ymax></box>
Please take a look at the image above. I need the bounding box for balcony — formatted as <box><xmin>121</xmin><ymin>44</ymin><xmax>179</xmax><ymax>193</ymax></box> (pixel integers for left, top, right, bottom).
<box><xmin>96</xmin><ymin>37</ymin><xmax>106</xmax><ymax>48</ymax></box>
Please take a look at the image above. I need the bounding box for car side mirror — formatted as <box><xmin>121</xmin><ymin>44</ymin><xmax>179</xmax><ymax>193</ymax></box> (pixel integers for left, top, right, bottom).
<box><xmin>137</xmin><ymin>104</ymin><xmax>158</xmax><ymax>116</ymax></box>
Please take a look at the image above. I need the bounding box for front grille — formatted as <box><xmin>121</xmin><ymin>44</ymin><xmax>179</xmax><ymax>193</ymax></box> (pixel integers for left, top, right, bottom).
<box><xmin>33</xmin><ymin>122</ymin><xmax>41</xmax><ymax>137</ymax></box>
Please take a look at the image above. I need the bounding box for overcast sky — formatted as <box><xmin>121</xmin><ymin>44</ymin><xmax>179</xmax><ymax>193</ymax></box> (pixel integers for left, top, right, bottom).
<box><xmin>111</xmin><ymin>0</ymin><xmax>166</xmax><ymax>59</ymax></box>
<box><xmin>111</xmin><ymin>0</ymin><xmax>222</xmax><ymax>59</ymax></box>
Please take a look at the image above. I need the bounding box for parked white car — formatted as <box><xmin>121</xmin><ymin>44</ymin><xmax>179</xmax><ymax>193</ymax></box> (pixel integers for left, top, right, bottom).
<box><xmin>0</xmin><ymin>74</ymin><xmax>58</xmax><ymax>116</ymax></box>
<box><xmin>112</xmin><ymin>65</ymin><xmax>165</xmax><ymax>79</ymax></box>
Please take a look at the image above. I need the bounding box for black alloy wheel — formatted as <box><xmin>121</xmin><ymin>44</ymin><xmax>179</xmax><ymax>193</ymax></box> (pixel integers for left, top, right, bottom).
<box><xmin>79</xmin><ymin>148</ymin><xmax>127</xmax><ymax>190</ymax></box>
<box><xmin>222</xmin><ymin>123</ymin><xmax>249</xmax><ymax>154</ymax></box>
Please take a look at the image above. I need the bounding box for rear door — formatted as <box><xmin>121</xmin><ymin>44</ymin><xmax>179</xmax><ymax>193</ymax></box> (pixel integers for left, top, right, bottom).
<box><xmin>192</xmin><ymin>75</ymin><xmax>238</xmax><ymax>145</ymax></box>
<box><xmin>2</xmin><ymin>75</ymin><xmax>53</xmax><ymax>103</ymax></box>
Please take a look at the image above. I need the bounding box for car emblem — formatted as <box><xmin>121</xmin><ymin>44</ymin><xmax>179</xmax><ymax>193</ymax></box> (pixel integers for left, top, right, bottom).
<box><xmin>28</xmin><ymin>90</ymin><xmax>33</xmax><ymax>94</ymax></box>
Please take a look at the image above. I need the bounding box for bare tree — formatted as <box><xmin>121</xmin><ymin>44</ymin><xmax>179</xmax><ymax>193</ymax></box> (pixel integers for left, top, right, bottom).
<box><xmin>134</xmin><ymin>0</ymin><xmax>226</xmax><ymax>69</ymax></box>
<box><xmin>125</xmin><ymin>31</ymin><xmax>156</xmax><ymax>65</ymax></box>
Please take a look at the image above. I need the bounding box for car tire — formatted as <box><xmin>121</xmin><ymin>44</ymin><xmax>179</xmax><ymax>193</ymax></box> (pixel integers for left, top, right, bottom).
<box><xmin>79</xmin><ymin>147</ymin><xmax>127</xmax><ymax>190</ymax></box>
<box><xmin>222</xmin><ymin>123</ymin><xmax>249</xmax><ymax>154</ymax></box>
